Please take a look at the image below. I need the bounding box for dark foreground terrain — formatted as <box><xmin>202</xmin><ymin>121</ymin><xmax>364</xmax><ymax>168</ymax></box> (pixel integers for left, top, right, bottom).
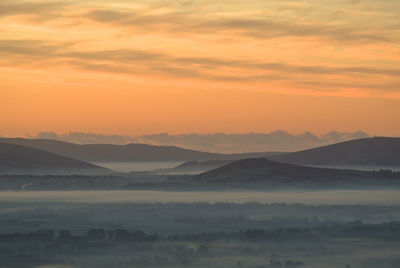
<box><xmin>1</xmin><ymin>224</ymin><xmax>399</xmax><ymax>268</ymax></box>
<box><xmin>0</xmin><ymin>201</ymin><xmax>400</xmax><ymax>268</ymax></box>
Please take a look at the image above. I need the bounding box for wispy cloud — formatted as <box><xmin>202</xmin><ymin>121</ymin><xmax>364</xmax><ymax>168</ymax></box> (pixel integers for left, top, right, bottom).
<box><xmin>0</xmin><ymin>1</ymin><xmax>68</xmax><ymax>21</ymax></box>
<box><xmin>0</xmin><ymin>0</ymin><xmax>399</xmax><ymax>95</ymax></box>
<box><xmin>1</xmin><ymin>39</ymin><xmax>399</xmax><ymax>92</ymax></box>
<box><xmin>84</xmin><ymin>9</ymin><xmax>392</xmax><ymax>43</ymax></box>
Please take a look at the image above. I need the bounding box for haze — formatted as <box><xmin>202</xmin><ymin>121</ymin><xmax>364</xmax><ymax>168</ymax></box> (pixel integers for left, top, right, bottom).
<box><xmin>2</xmin><ymin>189</ymin><xmax>400</xmax><ymax>205</ymax></box>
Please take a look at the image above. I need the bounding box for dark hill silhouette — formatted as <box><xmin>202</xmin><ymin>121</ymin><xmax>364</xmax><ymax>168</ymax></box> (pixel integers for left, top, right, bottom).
<box><xmin>164</xmin><ymin>160</ymin><xmax>232</xmax><ymax>174</ymax></box>
<box><xmin>0</xmin><ymin>143</ymin><xmax>110</xmax><ymax>174</ymax></box>
<box><xmin>193</xmin><ymin>158</ymin><xmax>400</xmax><ymax>184</ymax></box>
<box><xmin>269</xmin><ymin>137</ymin><xmax>400</xmax><ymax>167</ymax></box>
<box><xmin>0</xmin><ymin>138</ymin><xmax>280</xmax><ymax>162</ymax></box>
<box><xmin>174</xmin><ymin>160</ymin><xmax>231</xmax><ymax>169</ymax></box>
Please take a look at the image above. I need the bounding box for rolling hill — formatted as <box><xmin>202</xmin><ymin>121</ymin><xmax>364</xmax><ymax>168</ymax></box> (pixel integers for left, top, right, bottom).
<box><xmin>160</xmin><ymin>160</ymin><xmax>233</xmax><ymax>174</ymax></box>
<box><xmin>269</xmin><ymin>137</ymin><xmax>400</xmax><ymax>167</ymax></box>
<box><xmin>0</xmin><ymin>138</ymin><xmax>280</xmax><ymax>162</ymax></box>
<box><xmin>0</xmin><ymin>143</ymin><xmax>110</xmax><ymax>174</ymax></box>
<box><xmin>193</xmin><ymin>158</ymin><xmax>400</xmax><ymax>185</ymax></box>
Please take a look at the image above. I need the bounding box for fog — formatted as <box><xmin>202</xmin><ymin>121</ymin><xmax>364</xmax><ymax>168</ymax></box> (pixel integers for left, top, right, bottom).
<box><xmin>93</xmin><ymin>161</ymin><xmax>183</xmax><ymax>172</ymax></box>
<box><xmin>312</xmin><ymin>165</ymin><xmax>400</xmax><ymax>172</ymax></box>
<box><xmin>1</xmin><ymin>189</ymin><xmax>400</xmax><ymax>205</ymax></box>
<box><xmin>1</xmin><ymin>199</ymin><xmax>399</xmax><ymax>268</ymax></box>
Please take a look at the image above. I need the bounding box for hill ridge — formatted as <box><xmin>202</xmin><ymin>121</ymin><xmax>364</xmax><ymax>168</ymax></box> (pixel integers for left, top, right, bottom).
<box><xmin>193</xmin><ymin>157</ymin><xmax>400</xmax><ymax>184</ymax></box>
<box><xmin>0</xmin><ymin>142</ymin><xmax>110</xmax><ymax>175</ymax></box>
<box><xmin>269</xmin><ymin>137</ymin><xmax>400</xmax><ymax>167</ymax></box>
<box><xmin>0</xmin><ymin>138</ymin><xmax>280</xmax><ymax>162</ymax></box>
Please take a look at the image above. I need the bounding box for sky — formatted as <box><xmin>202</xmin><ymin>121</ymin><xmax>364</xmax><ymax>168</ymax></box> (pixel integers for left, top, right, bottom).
<box><xmin>1</xmin><ymin>0</ymin><xmax>400</xmax><ymax>137</ymax></box>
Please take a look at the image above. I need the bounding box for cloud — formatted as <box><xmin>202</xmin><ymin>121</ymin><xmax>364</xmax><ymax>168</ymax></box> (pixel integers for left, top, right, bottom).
<box><xmin>64</xmin><ymin>49</ymin><xmax>165</xmax><ymax>62</ymax></box>
<box><xmin>139</xmin><ymin>131</ymin><xmax>370</xmax><ymax>153</ymax></box>
<box><xmin>84</xmin><ymin>9</ymin><xmax>392</xmax><ymax>43</ymax></box>
<box><xmin>1</xmin><ymin>38</ymin><xmax>399</xmax><ymax>93</ymax></box>
<box><xmin>2</xmin><ymin>39</ymin><xmax>399</xmax><ymax>78</ymax></box>
<box><xmin>27</xmin><ymin>130</ymin><xmax>370</xmax><ymax>153</ymax></box>
<box><xmin>0</xmin><ymin>1</ymin><xmax>68</xmax><ymax>21</ymax></box>
<box><xmin>0</xmin><ymin>40</ymin><xmax>61</xmax><ymax>58</ymax></box>
<box><xmin>321</xmin><ymin>130</ymin><xmax>370</xmax><ymax>144</ymax></box>
<box><xmin>0</xmin><ymin>1</ymin><xmax>399</xmax><ymax>95</ymax></box>
<box><xmin>29</xmin><ymin>131</ymin><xmax>137</xmax><ymax>145</ymax></box>
<box><xmin>1</xmin><ymin>1</ymin><xmax>398</xmax><ymax>45</ymax></box>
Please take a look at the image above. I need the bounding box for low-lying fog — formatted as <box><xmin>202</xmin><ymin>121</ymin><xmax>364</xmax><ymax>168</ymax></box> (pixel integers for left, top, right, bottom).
<box><xmin>1</xmin><ymin>189</ymin><xmax>400</xmax><ymax>205</ymax></box>
<box><xmin>93</xmin><ymin>160</ymin><xmax>400</xmax><ymax>174</ymax></box>
<box><xmin>93</xmin><ymin>161</ymin><xmax>183</xmax><ymax>172</ymax></box>
<box><xmin>311</xmin><ymin>165</ymin><xmax>400</xmax><ymax>172</ymax></box>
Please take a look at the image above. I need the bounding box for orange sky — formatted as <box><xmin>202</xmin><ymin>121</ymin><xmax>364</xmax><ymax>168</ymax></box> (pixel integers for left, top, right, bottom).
<box><xmin>1</xmin><ymin>0</ymin><xmax>400</xmax><ymax>137</ymax></box>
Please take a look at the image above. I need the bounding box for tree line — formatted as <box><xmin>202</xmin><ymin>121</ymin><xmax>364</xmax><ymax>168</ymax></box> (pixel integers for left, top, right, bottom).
<box><xmin>1</xmin><ymin>220</ymin><xmax>400</xmax><ymax>244</ymax></box>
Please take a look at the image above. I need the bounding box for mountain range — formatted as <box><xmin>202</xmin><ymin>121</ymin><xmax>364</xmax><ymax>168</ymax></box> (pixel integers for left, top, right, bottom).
<box><xmin>0</xmin><ymin>136</ymin><xmax>399</xmax><ymax>178</ymax></box>
<box><xmin>156</xmin><ymin>137</ymin><xmax>400</xmax><ymax>174</ymax></box>
<box><xmin>1</xmin><ymin>136</ymin><xmax>400</xmax><ymax>188</ymax></box>
<box><xmin>0</xmin><ymin>138</ymin><xmax>280</xmax><ymax>162</ymax></box>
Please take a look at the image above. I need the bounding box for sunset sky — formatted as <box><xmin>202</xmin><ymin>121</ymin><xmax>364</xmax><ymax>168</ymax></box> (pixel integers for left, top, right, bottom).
<box><xmin>1</xmin><ymin>0</ymin><xmax>400</xmax><ymax>137</ymax></box>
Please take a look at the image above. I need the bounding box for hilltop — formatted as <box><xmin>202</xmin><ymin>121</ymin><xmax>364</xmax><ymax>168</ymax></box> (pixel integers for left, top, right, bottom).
<box><xmin>193</xmin><ymin>158</ymin><xmax>400</xmax><ymax>185</ymax></box>
<box><xmin>159</xmin><ymin>160</ymin><xmax>232</xmax><ymax>174</ymax></box>
<box><xmin>0</xmin><ymin>143</ymin><xmax>110</xmax><ymax>175</ymax></box>
<box><xmin>270</xmin><ymin>137</ymin><xmax>400</xmax><ymax>167</ymax></box>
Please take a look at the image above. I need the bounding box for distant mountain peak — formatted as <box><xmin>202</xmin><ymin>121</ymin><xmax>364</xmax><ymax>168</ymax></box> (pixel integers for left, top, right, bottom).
<box><xmin>19</xmin><ymin>130</ymin><xmax>375</xmax><ymax>153</ymax></box>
